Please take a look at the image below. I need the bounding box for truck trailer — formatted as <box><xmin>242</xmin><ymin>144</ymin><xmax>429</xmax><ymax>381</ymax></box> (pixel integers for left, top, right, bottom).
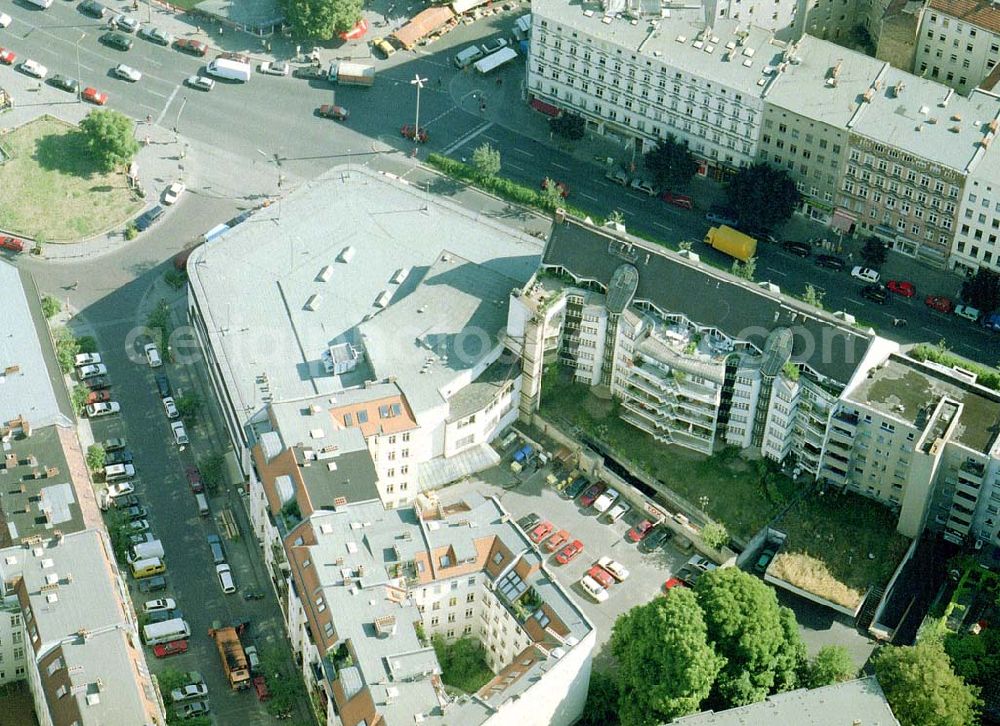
<box><xmin>328</xmin><ymin>61</ymin><xmax>375</xmax><ymax>86</ymax></box>
<box><xmin>704</xmin><ymin>226</ymin><xmax>757</xmax><ymax>262</ymax></box>
<box><xmin>210</xmin><ymin>626</ymin><xmax>251</xmax><ymax>689</ymax></box>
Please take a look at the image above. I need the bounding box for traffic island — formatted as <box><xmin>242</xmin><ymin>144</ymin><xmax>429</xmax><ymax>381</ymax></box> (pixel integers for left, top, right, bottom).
<box><xmin>0</xmin><ymin>115</ymin><xmax>143</xmax><ymax>242</ymax></box>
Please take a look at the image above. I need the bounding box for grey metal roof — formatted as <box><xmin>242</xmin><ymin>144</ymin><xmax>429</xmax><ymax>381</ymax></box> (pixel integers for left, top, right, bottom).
<box><xmin>672</xmin><ymin>675</ymin><xmax>899</xmax><ymax>725</ymax></box>
<box><xmin>0</xmin><ymin>262</ymin><xmax>71</xmax><ymax>428</ymax></box>
<box><xmin>543</xmin><ymin>220</ymin><xmax>873</xmax><ymax>386</ymax></box>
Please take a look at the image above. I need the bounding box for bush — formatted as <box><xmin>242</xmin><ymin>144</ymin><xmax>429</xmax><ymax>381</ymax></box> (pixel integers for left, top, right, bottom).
<box><xmin>701</xmin><ymin>522</ymin><xmax>729</xmax><ymax>550</ymax></box>
<box><xmin>41</xmin><ymin>295</ymin><xmax>62</xmax><ymax>319</ymax></box>
<box><xmin>124</xmin><ymin>223</ymin><xmax>138</xmax><ymax>241</ymax></box>
<box><xmin>86</xmin><ymin>444</ymin><xmax>105</xmax><ymax>472</ymax></box>
<box><xmin>176</xmin><ymin>392</ymin><xmax>202</xmax><ymax>423</ymax></box>
<box><xmin>72</xmin><ymin>385</ymin><xmax>90</xmax><ymax>414</ymax></box>
<box><xmin>53</xmin><ymin>327</ymin><xmax>81</xmax><ymax>373</ymax></box>
<box><xmin>77</xmin><ymin>336</ymin><xmax>98</xmax><ymax>354</ymax></box>
<box><xmin>164</xmin><ymin>269</ymin><xmax>187</xmax><ymax>289</ymax></box>
<box><xmin>908</xmin><ymin>344</ymin><xmax>1000</xmax><ymax>392</ymax></box>
<box><xmin>431</xmin><ymin>635</ymin><xmax>493</xmax><ymax>694</ymax></box>
<box><xmin>198</xmin><ymin>452</ymin><xmax>226</xmax><ymax>495</ymax></box>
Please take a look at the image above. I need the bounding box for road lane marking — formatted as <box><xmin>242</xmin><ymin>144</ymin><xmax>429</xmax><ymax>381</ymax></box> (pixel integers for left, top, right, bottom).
<box><xmin>596</xmin><ymin>180</ymin><xmax>611</xmax><ymax>188</ymax></box>
<box><xmin>156</xmin><ymin>85</ymin><xmax>179</xmax><ymax>126</ymax></box>
<box><xmin>442</xmin><ymin>121</ymin><xmax>494</xmax><ymax>155</ymax></box>
<box><xmin>145</xmin><ymin>88</ymin><xmax>170</xmax><ymax>99</ymax></box>
<box><xmin>764</xmin><ymin>268</ymin><xmax>787</xmax><ymax>277</ymax></box>
<box><xmin>653</xmin><ymin>222</ymin><xmax>672</xmax><ymax>232</ymax></box>
<box><xmin>626</xmin><ymin>193</ymin><xmax>646</xmax><ymax>202</ymax></box>
<box><xmin>845</xmin><ymin>299</ymin><xmax>863</xmax><ymax>306</ymax></box>
<box><xmin>482</xmin><ymin>135</ymin><xmax>498</xmax><ymax>143</ymax></box>
<box><xmin>920</xmin><ymin>325</ymin><xmax>937</xmax><ymax>334</ymax></box>
<box><xmin>580</xmin><ymin>193</ymin><xmax>598</xmax><ymax>201</ymax></box>
<box><xmin>512</xmin><ymin>147</ymin><xmax>531</xmax><ymax>156</ymax></box>
<box><xmin>551</xmin><ymin>161</ymin><xmax>569</xmax><ymax>170</ymax></box>
<box><xmin>506</xmin><ymin>161</ymin><xmax>525</xmax><ymax>171</ymax></box>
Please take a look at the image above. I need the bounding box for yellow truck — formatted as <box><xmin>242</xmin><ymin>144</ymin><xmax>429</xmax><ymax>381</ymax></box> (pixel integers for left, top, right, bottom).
<box><xmin>704</xmin><ymin>226</ymin><xmax>757</xmax><ymax>262</ymax></box>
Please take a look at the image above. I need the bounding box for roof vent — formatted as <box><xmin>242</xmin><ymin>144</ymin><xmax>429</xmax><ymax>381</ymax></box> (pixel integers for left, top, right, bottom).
<box><xmin>949</xmin><ymin>125</ymin><xmax>961</xmax><ymax>133</ymax></box>
<box><xmin>338</xmin><ymin>246</ymin><xmax>356</xmax><ymax>263</ymax></box>
<box><xmin>826</xmin><ymin>78</ymin><xmax>837</xmax><ymax>88</ymax></box>
<box><xmin>305</xmin><ymin>294</ymin><xmax>322</xmax><ymax>312</ymax></box>
<box><xmin>919</xmin><ymin>104</ymin><xmax>929</xmax><ymax>114</ymax></box>
<box><xmin>893</xmin><ymin>81</ymin><xmax>905</xmax><ymax>97</ymax></box>
<box><xmin>675</xmin><ymin>35</ymin><xmax>686</xmax><ymax>43</ymax></box>
<box><xmin>951</xmin><ymin>113</ymin><xmax>962</xmax><ymax>122</ymax></box>
<box><xmin>863</xmin><ymin>89</ymin><xmax>874</xmax><ymax>102</ymax></box>
<box><xmin>318</xmin><ymin>265</ymin><xmax>334</xmax><ymax>282</ymax></box>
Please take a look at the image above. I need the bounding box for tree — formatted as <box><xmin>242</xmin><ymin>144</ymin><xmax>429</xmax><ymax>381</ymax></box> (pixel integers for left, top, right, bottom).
<box><xmin>72</xmin><ymin>384</ymin><xmax>90</xmax><ymax>414</ymax></box>
<box><xmin>198</xmin><ymin>452</ymin><xmax>226</xmax><ymax>494</ymax></box>
<box><xmin>701</xmin><ymin>522</ymin><xmax>729</xmax><ymax>550</ymax></box>
<box><xmin>802</xmin><ymin>284</ymin><xmax>825</xmax><ymax>309</ymax></box>
<box><xmin>176</xmin><ymin>392</ymin><xmax>202</xmax><ymax>423</ymax></box>
<box><xmin>550</xmin><ymin>113</ymin><xmax>585</xmax><ymax>140</ymax></box>
<box><xmin>578</xmin><ymin>671</ymin><xmax>620</xmax><ymax>726</ymax></box>
<box><xmin>471</xmin><ymin>142</ymin><xmax>501</xmax><ymax>179</ymax></box>
<box><xmin>260</xmin><ymin>646</ymin><xmax>307</xmax><ymax>719</ymax></box>
<box><xmin>79</xmin><ymin>110</ymin><xmax>140</xmax><ymax>172</ymax></box>
<box><xmin>611</xmin><ymin>588</ymin><xmax>723</xmax><ymax>725</ymax></box>
<box><xmin>806</xmin><ymin>645</ymin><xmax>856</xmax><ymax>688</ymax></box>
<box><xmin>643</xmin><ymin>135</ymin><xmax>698</xmax><ymax>190</ymax></box>
<box><xmin>104</xmin><ymin>508</ymin><xmax>131</xmax><ymax>565</ymax></box>
<box><xmin>86</xmin><ymin>444</ymin><xmax>105</xmax><ymax>473</ymax></box>
<box><xmin>41</xmin><ymin>295</ymin><xmax>61</xmax><ymax>319</ymax></box>
<box><xmin>53</xmin><ymin>327</ymin><xmax>80</xmax><ymax>373</ymax></box>
<box><xmin>726</xmin><ymin>164</ymin><xmax>800</xmax><ymax>232</ymax></box>
<box><xmin>731</xmin><ymin>257</ymin><xmax>756</xmax><ymax>281</ymax></box>
<box><xmin>431</xmin><ymin>635</ymin><xmax>493</xmax><ymax>693</ymax></box>
<box><xmin>541</xmin><ymin>177</ymin><xmax>566</xmax><ymax>210</ymax></box>
<box><xmin>944</xmin><ymin>629</ymin><xmax>1000</xmax><ymax>703</ymax></box>
<box><xmin>695</xmin><ymin>567</ymin><xmax>805</xmax><ymax>708</ymax></box>
<box><xmin>875</xmin><ymin>641</ymin><xmax>981</xmax><ymax>726</ymax></box>
<box><xmin>281</xmin><ymin>0</ymin><xmax>362</xmax><ymax>39</ymax></box>
<box><xmin>960</xmin><ymin>268</ymin><xmax>1000</xmax><ymax>313</ymax></box>
<box><xmin>860</xmin><ymin>237</ymin><xmax>888</xmax><ymax>267</ymax></box>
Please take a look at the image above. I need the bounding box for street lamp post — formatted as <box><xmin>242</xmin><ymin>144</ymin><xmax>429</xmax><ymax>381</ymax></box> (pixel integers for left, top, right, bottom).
<box><xmin>75</xmin><ymin>33</ymin><xmax>86</xmax><ymax>103</ymax></box>
<box><xmin>410</xmin><ymin>74</ymin><xmax>427</xmax><ymax>144</ymax></box>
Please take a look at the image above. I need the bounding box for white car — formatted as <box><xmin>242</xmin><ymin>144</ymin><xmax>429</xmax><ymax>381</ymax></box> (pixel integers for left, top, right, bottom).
<box><xmin>0</xmin><ymin>13</ymin><xmax>12</xmax><ymax>28</ymax></box>
<box><xmin>597</xmin><ymin>556</ymin><xmax>630</xmax><ymax>582</ymax></box>
<box><xmin>78</xmin><ymin>363</ymin><xmax>108</xmax><ymax>380</ymax></box>
<box><xmin>163</xmin><ymin>182</ymin><xmax>185</xmax><ymax>205</ymax></box>
<box><xmin>170</xmin><ymin>420</ymin><xmax>189</xmax><ymax>446</ymax></box>
<box><xmin>86</xmin><ymin>401</ymin><xmax>120</xmax><ymax>417</ymax></box>
<box><xmin>112</xmin><ymin>14</ymin><xmax>140</xmax><ymax>33</ymax></box>
<box><xmin>107</xmin><ymin>481</ymin><xmax>135</xmax><ymax>498</ymax></box>
<box><xmin>850</xmin><ymin>266</ymin><xmax>880</xmax><ymax>284</ymax></box>
<box><xmin>185</xmin><ymin>75</ymin><xmax>214</xmax><ymax>91</ymax></box>
<box><xmin>629</xmin><ymin>177</ymin><xmax>659</xmax><ymax>196</ymax></box>
<box><xmin>128</xmin><ymin>519</ymin><xmax>150</xmax><ymax>533</ymax></box>
<box><xmin>143</xmin><ymin>598</ymin><xmax>176</xmax><ymax>613</ymax></box>
<box><xmin>258</xmin><ymin>60</ymin><xmax>289</xmax><ymax>76</ymax></box>
<box><xmin>592</xmin><ymin>487</ymin><xmax>620</xmax><ymax>513</ymax></box>
<box><xmin>144</xmin><ymin>342</ymin><xmax>162</xmax><ymax>367</ymax></box>
<box><xmin>170</xmin><ymin>683</ymin><xmax>208</xmax><ymax>703</ymax></box>
<box><xmin>20</xmin><ymin>60</ymin><xmax>47</xmax><ymax>79</ymax></box>
<box><xmin>216</xmin><ymin>563</ymin><xmax>236</xmax><ymax>594</ymax></box>
<box><xmin>74</xmin><ymin>352</ymin><xmax>102</xmax><ymax>367</ymax></box>
<box><xmin>579</xmin><ymin>574</ymin><xmax>609</xmax><ymax>603</ymax></box>
<box><xmin>606</xmin><ymin>501</ymin><xmax>631</xmax><ymax>522</ymax></box>
<box><xmin>162</xmin><ymin>396</ymin><xmax>179</xmax><ymax>419</ymax></box>
<box><xmin>114</xmin><ymin>64</ymin><xmax>142</xmax><ymax>82</ymax></box>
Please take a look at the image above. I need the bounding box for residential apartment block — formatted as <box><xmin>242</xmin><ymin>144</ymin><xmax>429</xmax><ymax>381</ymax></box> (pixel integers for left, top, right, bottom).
<box><xmin>951</xmin><ymin>138</ymin><xmax>1000</xmax><ymax>274</ymax></box>
<box><xmin>912</xmin><ymin>0</ymin><xmax>1000</xmax><ymax>93</ymax></box>
<box><xmin>186</xmin><ymin>167</ymin><xmax>539</xmax><ymax>509</ymax></box>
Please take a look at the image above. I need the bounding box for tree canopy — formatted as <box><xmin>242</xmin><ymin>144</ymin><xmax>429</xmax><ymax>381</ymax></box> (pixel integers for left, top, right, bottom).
<box><xmin>806</xmin><ymin>645</ymin><xmax>855</xmax><ymax>688</ymax></box>
<box><xmin>643</xmin><ymin>135</ymin><xmax>698</xmax><ymax>190</ymax></box>
<box><xmin>550</xmin><ymin>113</ymin><xmax>586</xmax><ymax>141</ymax></box>
<box><xmin>875</xmin><ymin>641</ymin><xmax>981</xmax><ymax>726</ymax></box>
<box><xmin>860</xmin><ymin>237</ymin><xmax>889</xmax><ymax>267</ymax></box>
<box><xmin>79</xmin><ymin>110</ymin><xmax>140</xmax><ymax>172</ymax></box>
<box><xmin>960</xmin><ymin>267</ymin><xmax>1000</xmax><ymax>314</ymax></box>
<box><xmin>611</xmin><ymin>588</ymin><xmax>723</xmax><ymax>726</ymax></box>
<box><xmin>281</xmin><ymin>0</ymin><xmax>362</xmax><ymax>39</ymax></box>
<box><xmin>578</xmin><ymin>671</ymin><xmax>621</xmax><ymax>726</ymax></box>
<box><xmin>725</xmin><ymin>163</ymin><xmax>800</xmax><ymax>232</ymax></box>
<box><xmin>472</xmin><ymin>143</ymin><xmax>501</xmax><ymax>179</ymax></box>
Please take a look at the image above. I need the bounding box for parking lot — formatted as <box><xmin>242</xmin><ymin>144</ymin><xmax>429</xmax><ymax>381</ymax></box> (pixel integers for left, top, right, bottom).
<box><xmin>445</xmin><ymin>462</ymin><xmax>691</xmax><ymax>665</ymax></box>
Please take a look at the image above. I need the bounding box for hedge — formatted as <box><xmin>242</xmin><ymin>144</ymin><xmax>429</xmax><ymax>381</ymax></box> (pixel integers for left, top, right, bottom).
<box><xmin>908</xmin><ymin>343</ymin><xmax>1000</xmax><ymax>392</ymax></box>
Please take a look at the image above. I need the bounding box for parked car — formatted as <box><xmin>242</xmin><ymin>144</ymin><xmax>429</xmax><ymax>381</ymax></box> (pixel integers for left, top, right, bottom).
<box><xmin>124</xmin><ymin>505</ymin><xmax>148</xmax><ymax>520</ymax></box>
<box><xmin>982</xmin><ymin>312</ymin><xmax>1000</xmax><ymax>332</ymax></box>
<box><xmin>782</xmin><ymin>240</ymin><xmax>812</xmax><ymax>257</ymax></box>
<box><xmin>107</xmin><ymin>481</ymin><xmax>135</xmax><ymax>499</ymax></box>
<box><xmin>79</xmin><ymin>0</ymin><xmax>109</xmax><ymax>18</ymax></box>
<box><xmin>216</xmin><ymin>563</ymin><xmax>236</xmax><ymax>594</ymax></box>
<box><xmin>82</xmin><ymin>87</ymin><xmax>109</xmax><ymax>105</ymax></box>
<box><xmin>128</xmin><ymin>519</ymin><xmax>151</xmax><ymax>533</ymax></box>
<box><xmin>660</xmin><ymin>191</ymin><xmax>693</xmax><ymax>210</ymax></box>
<box><xmin>111</xmin><ymin>14</ymin><xmax>140</xmax><ymax>33</ymax></box>
<box><xmin>146</xmin><ymin>609</ymin><xmax>183</xmax><ymax>624</ymax></box>
<box><xmin>518</xmin><ymin>513</ymin><xmax>541</xmax><ymax>531</ymax></box>
<box><xmin>174</xmin><ymin>38</ymin><xmax>208</xmax><ymax>56</ymax></box>
<box><xmin>170</xmin><ymin>683</ymin><xmax>208</xmax><ymax>703</ymax></box>
<box><xmin>586</xmin><ymin>565</ymin><xmax>614</xmax><ymax>589</ymax></box>
<box><xmin>564</xmin><ymin>477</ymin><xmax>590</xmax><ymax>499</ymax></box>
<box><xmin>84</xmin><ymin>375</ymin><xmax>110</xmax><ymax>391</ymax></box>
<box><xmin>78</xmin><ymin>363</ymin><xmax>107</xmax><ymax>379</ymax></box>
<box><xmin>48</xmin><ymin>75</ymin><xmax>79</xmax><ymax>94</ymax></box>
<box><xmin>955</xmin><ymin>304</ymin><xmax>981</xmax><ymax>322</ymax></box>
<box><xmin>592</xmin><ymin>487</ymin><xmax>619</xmax><ymax>513</ymax></box>
<box><xmin>372</xmin><ymin>36</ymin><xmax>396</xmax><ymax>57</ymax></box>
<box><xmin>139</xmin><ymin>26</ymin><xmax>173</xmax><ymax>45</ymax></box>
<box><xmin>0</xmin><ymin>49</ymin><xmax>15</xmax><ymax>65</ymax></box>
<box><xmin>663</xmin><ymin>577</ymin><xmax>687</xmax><ymax>592</ymax></box>
<box><xmin>170</xmin><ymin>421</ymin><xmax>189</xmax><ymax>446</ymax></box>
<box><xmin>705</xmin><ymin>208</ymin><xmax>738</xmax><ymax>226</ymax></box>
<box><xmin>258</xmin><ymin>60</ymin><xmax>290</xmax><ymax>75</ymax></box>
<box><xmin>100</xmin><ymin>32</ymin><xmax>133</xmax><ymax>51</ymax></box>
<box><xmin>529</xmin><ymin>521</ymin><xmax>554</xmax><ymax>544</ymax></box>
<box><xmin>555</xmin><ymin>540</ymin><xmax>584</xmax><ymax>564</ymax></box>
<box><xmin>128</xmin><ymin>531</ymin><xmax>154</xmax><ymax>545</ymax></box>
<box><xmin>163</xmin><ymin>182</ymin><xmax>185</xmax><ymax>205</ymax></box>
<box><xmin>138</xmin><ymin>574</ymin><xmax>166</xmax><ymax>593</ymax></box>
<box><xmin>177</xmin><ymin>700</ymin><xmax>210</xmax><ymax>719</ymax></box>
<box><xmin>185</xmin><ymin>75</ymin><xmax>214</xmax><ymax>91</ymax></box>
<box><xmin>86</xmin><ymin>401</ymin><xmax>120</xmax><ymax>417</ymax></box>
<box><xmin>143</xmin><ymin>598</ymin><xmax>176</xmax><ymax>613</ymax></box>
<box><xmin>606</xmin><ymin>501</ymin><xmax>630</xmax><ymax>522</ymax></box>
<box><xmin>187</xmin><ymin>466</ymin><xmax>204</xmax><ymax>493</ymax></box>
<box><xmin>754</xmin><ymin>548</ymin><xmax>776</xmax><ymax>574</ymax></box>
<box><xmin>541</xmin><ymin>178</ymin><xmax>570</xmax><ymax>198</ymax></box>
<box><xmin>851</xmin><ymin>266</ymin><xmax>880</xmax><ymax>284</ymax></box>
<box><xmin>144</xmin><ymin>342</ymin><xmax>162</xmax><ymax>367</ymax></box>
<box><xmin>0</xmin><ymin>235</ymin><xmax>24</xmax><ymax>253</ymax></box>
<box><xmin>103</xmin><ymin>437</ymin><xmax>127</xmax><ymax>451</ymax></box>
<box><xmin>207</xmin><ymin>534</ymin><xmax>225</xmax><ymax>564</ymax></box>
<box><xmin>113</xmin><ymin>64</ymin><xmax>142</xmax><ymax>83</ymax></box>
<box><xmin>75</xmin><ymin>352</ymin><xmax>102</xmax><ymax>367</ymax></box>
<box><xmin>317</xmin><ymin>104</ymin><xmax>350</xmax><ymax>120</ymax></box>
<box><xmin>105</xmin><ymin>449</ymin><xmax>133</xmax><ymax>466</ymax></box>
<box><xmin>19</xmin><ymin>59</ymin><xmax>47</xmax><ymax>78</ymax></box>
<box><xmin>580</xmin><ymin>574</ymin><xmax>609</xmax><ymax>602</ymax></box>
<box><xmin>162</xmin><ymin>396</ymin><xmax>179</xmax><ymax>418</ymax></box>
<box><xmin>925</xmin><ymin>295</ymin><xmax>954</xmax><ymax>313</ymax></box>
<box><xmin>115</xmin><ymin>494</ymin><xmax>140</xmax><ymax>510</ymax></box>
<box><xmin>480</xmin><ymin>36</ymin><xmax>509</xmax><ymax>54</ymax></box>
<box><xmin>640</xmin><ymin>528</ymin><xmax>672</xmax><ymax>552</ymax></box>
<box><xmin>629</xmin><ymin>177</ymin><xmax>659</xmax><ymax>196</ymax></box>
<box><xmin>134</xmin><ymin>205</ymin><xmax>164</xmax><ymax>231</ymax></box>
<box><xmin>0</xmin><ymin>13</ymin><xmax>9</xmax><ymax>27</ymax></box>
<box><xmin>545</xmin><ymin>530</ymin><xmax>571</xmax><ymax>552</ymax></box>
<box><xmin>605</xmin><ymin>168</ymin><xmax>629</xmax><ymax>185</ymax></box>
<box><xmin>85</xmin><ymin>390</ymin><xmax>111</xmax><ymax>405</ymax></box>
<box><xmin>815</xmin><ymin>254</ymin><xmax>845</xmax><ymax>270</ymax></box>
<box><xmin>597</xmin><ymin>556</ymin><xmax>630</xmax><ymax>582</ymax></box>
<box><xmin>861</xmin><ymin>284</ymin><xmax>888</xmax><ymax>304</ymax></box>
<box><xmin>579</xmin><ymin>483</ymin><xmax>606</xmax><ymax>508</ymax></box>
<box><xmin>152</xmin><ymin>639</ymin><xmax>187</xmax><ymax>657</ymax></box>
<box><xmin>886</xmin><ymin>280</ymin><xmax>916</xmax><ymax>297</ymax></box>
<box><xmin>627</xmin><ymin>519</ymin><xmax>654</xmax><ymax>542</ymax></box>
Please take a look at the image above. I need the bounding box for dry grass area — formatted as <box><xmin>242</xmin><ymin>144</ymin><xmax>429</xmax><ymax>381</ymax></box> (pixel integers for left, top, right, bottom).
<box><xmin>0</xmin><ymin>116</ymin><xmax>141</xmax><ymax>241</ymax></box>
<box><xmin>770</xmin><ymin>488</ymin><xmax>911</xmax><ymax>610</ymax></box>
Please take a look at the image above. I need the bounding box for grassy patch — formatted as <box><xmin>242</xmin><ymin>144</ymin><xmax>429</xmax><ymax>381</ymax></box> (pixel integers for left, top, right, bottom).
<box><xmin>0</xmin><ymin>116</ymin><xmax>142</xmax><ymax>241</ymax></box>
<box><xmin>769</xmin><ymin>488</ymin><xmax>910</xmax><ymax>610</ymax></box>
<box><xmin>432</xmin><ymin>635</ymin><xmax>493</xmax><ymax>694</ymax></box>
<box><xmin>539</xmin><ymin>371</ymin><xmax>798</xmax><ymax>540</ymax></box>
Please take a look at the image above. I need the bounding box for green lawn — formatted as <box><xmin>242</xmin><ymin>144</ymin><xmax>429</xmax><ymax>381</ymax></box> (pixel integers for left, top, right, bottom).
<box><xmin>0</xmin><ymin>115</ymin><xmax>142</xmax><ymax>241</ymax></box>
<box><xmin>432</xmin><ymin>636</ymin><xmax>494</xmax><ymax>694</ymax></box>
<box><xmin>539</xmin><ymin>371</ymin><xmax>800</xmax><ymax>541</ymax></box>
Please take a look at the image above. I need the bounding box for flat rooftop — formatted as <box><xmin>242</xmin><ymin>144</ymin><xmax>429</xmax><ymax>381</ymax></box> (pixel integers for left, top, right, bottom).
<box><xmin>542</xmin><ymin>219</ymin><xmax>874</xmax><ymax>386</ymax></box>
<box><xmin>531</xmin><ymin>0</ymin><xmax>781</xmax><ymax>97</ymax></box>
<box><xmin>846</xmin><ymin>354</ymin><xmax>1000</xmax><ymax>454</ymax></box>
<box><xmin>187</xmin><ymin>166</ymin><xmax>543</xmax><ymax>421</ymax></box>
<box><xmin>0</xmin><ymin>262</ymin><xmax>71</xmax><ymax>428</ymax></box>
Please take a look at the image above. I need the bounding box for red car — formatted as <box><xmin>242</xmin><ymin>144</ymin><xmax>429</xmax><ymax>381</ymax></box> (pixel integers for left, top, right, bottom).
<box><xmin>579</xmin><ymin>483</ymin><xmax>606</xmax><ymax>508</ymax></box>
<box><xmin>887</xmin><ymin>280</ymin><xmax>915</xmax><ymax>297</ymax></box>
<box><xmin>587</xmin><ymin>565</ymin><xmax>614</xmax><ymax>588</ymax></box>
<box><xmin>660</xmin><ymin>191</ymin><xmax>693</xmax><ymax>210</ymax></box>
<box><xmin>0</xmin><ymin>236</ymin><xmax>24</xmax><ymax>253</ymax></box>
<box><xmin>545</xmin><ymin>529</ymin><xmax>570</xmax><ymax>553</ymax></box>
<box><xmin>82</xmin><ymin>87</ymin><xmax>109</xmax><ymax>105</ymax></box>
<box><xmin>663</xmin><ymin>577</ymin><xmax>687</xmax><ymax>593</ymax></box>
<box><xmin>153</xmin><ymin>639</ymin><xmax>188</xmax><ymax>658</ymax></box>
<box><xmin>556</xmin><ymin>540</ymin><xmax>584</xmax><ymax>565</ymax></box>
<box><xmin>401</xmin><ymin>124</ymin><xmax>428</xmax><ymax>143</ymax></box>
<box><xmin>627</xmin><ymin>519</ymin><xmax>655</xmax><ymax>542</ymax></box>
<box><xmin>318</xmin><ymin>104</ymin><xmax>349</xmax><ymax>120</ymax></box>
<box><xmin>541</xmin><ymin>178</ymin><xmax>570</xmax><ymax>198</ymax></box>
<box><xmin>0</xmin><ymin>49</ymin><xmax>15</xmax><ymax>65</ymax></box>
<box><xmin>185</xmin><ymin>466</ymin><xmax>203</xmax><ymax>493</ymax></box>
<box><xmin>86</xmin><ymin>390</ymin><xmax>112</xmax><ymax>405</ymax></box>
<box><xmin>529</xmin><ymin>521</ymin><xmax>554</xmax><ymax>544</ymax></box>
<box><xmin>925</xmin><ymin>295</ymin><xmax>953</xmax><ymax>313</ymax></box>
<box><xmin>174</xmin><ymin>38</ymin><xmax>208</xmax><ymax>56</ymax></box>
<box><xmin>253</xmin><ymin>675</ymin><xmax>271</xmax><ymax>701</ymax></box>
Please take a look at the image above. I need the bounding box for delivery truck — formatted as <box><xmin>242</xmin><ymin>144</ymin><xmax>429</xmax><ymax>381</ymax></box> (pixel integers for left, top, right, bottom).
<box><xmin>704</xmin><ymin>225</ymin><xmax>757</xmax><ymax>262</ymax></box>
<box><xmin>128</xmin><ymin>539</ymin><xmax>165</xmax><ymax>563</ymax></box>
<box><xmin>206</xmin><ymin>58</ymin><xmax>252</xmax><ymax>83</ymax></box>
<box><xmin>473</xmin><ymin>47</ymin><xmax>518</xmax><ymax>74</ymax></box>
<box><xmin>328</xmin><ymin>61</ymin><xmax>375</xmax><ymax>87</ymax></box>
<box><xmin>210</xmin><ymin>626</ymin><xmax>251</xmax><ymax>689</ymax></box>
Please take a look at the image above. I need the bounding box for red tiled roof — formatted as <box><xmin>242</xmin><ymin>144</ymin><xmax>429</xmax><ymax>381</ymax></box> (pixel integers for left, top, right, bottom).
<box><xmin>928</xmin><ymin>0</ymin><xmax>1000</xmax><ymax>35</ymax></box>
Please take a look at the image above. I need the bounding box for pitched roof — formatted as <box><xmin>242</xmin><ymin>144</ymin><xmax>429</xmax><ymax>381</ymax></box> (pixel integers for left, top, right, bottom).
<box><xmin>928</xmin><ymin>0</ymin><xmax>1000</xmax><ymax>35</ymax></box>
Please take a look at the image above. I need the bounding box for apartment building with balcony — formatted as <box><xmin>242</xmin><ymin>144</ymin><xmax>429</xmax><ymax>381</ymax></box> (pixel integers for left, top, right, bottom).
<box><xmin>528</xmin><ymin>0</ymin><xmax>780</xmax><ymax>178</ymax></box>
<box><xmin>277</xmin><ymin>493</ymin><xmax>594</xmax><ymax>726</ymax></box>
<box><xmin>951</xmin><ymin>137</ymin><xmax>1000</xmax><ymax>274</ymax></box>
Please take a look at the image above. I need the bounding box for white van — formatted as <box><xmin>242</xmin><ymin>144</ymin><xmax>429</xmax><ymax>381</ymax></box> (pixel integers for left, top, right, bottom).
<box><xmin>206</xmin><ymin>58</ymin><xmax>252</xmax><ymax>82</ymax></box>
<box><xmin>105</xmin><ymin>463</ymin><xmax>136</xmax><ymax>481</ymax></box>
<box><xmin>143</xmin><ymin>618</ymin><xmax>190</xmax><ymax>645</ymax></box>
<box><xmin>195</xmin><ymin>493</ymin><xmax>209</xmax><ymax>517</ymax></box>
<box><xmin>453</xmin><ymin>45</ymin><xmax>484</xmax><ymax>69</ymax></box>
<box><xmin>128</xmin><ymin>540</ymin><xmax>165</xmax><ymax>562</ymax></box>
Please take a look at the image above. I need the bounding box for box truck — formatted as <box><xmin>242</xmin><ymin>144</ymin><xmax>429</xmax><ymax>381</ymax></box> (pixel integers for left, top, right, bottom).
<box><xmin>704</xmin><ymin>226</ymin><xmax>757</xmax><ymax>262</ymax></box>
<box><xmin>473</xmin><ymin>47</ymin><xmax>518</xmax><ymax>74</ymax></box>
<box><xmin>144</xmin><ymin>618</ymin><xmax>190</xmax><ymax>645</ymax></box>
<box><xmin>206</xmin><ymin>58</ymin><xmax>252</xmax><ymax>82</ymax></box>
<box><xmin>328</xmin><ymin>61</ymin><xmax>375</xmax><ymax>86</ymax></box>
